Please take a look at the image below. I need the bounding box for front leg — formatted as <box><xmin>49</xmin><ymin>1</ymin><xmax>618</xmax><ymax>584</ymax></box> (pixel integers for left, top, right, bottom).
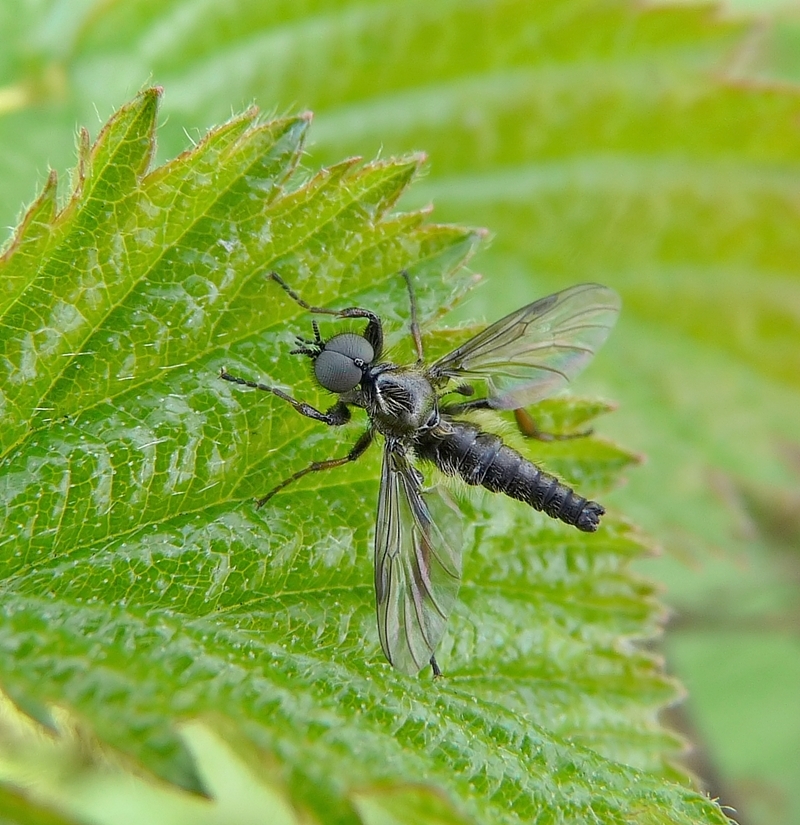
<box><xmin>220</xmin><ymin>368</ymin><xmax>351</xmax><ymax>426</ymax></box>
<box><xmin>269</xmin><ymin>272</ymin><xmax>384</xmax><ymax>357</ymax></box>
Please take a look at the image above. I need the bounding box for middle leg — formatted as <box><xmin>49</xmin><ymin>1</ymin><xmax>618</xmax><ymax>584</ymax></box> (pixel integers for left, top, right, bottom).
<box><xmin>400</xmin><ymin>269</ymin><xmax>424</xmax><ymax>364</ymax></box>
<box><xmin>256</xmin><ymin>427</ymin><xmax>375</xmax><ymax>507</ymax></box>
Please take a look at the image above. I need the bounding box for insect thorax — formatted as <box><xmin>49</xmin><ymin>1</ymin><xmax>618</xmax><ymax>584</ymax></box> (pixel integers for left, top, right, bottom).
<box><xmin>369</xmin><ymin>369</ymin><xmax>438</xmax><ymax>436</ymax></box>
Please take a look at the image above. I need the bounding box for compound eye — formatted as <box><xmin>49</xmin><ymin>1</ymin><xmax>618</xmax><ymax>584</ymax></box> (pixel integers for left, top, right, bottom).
<box><xmin>325</xmin><ymin>333</ymin><xmax>374</xmax><ymax>363</ymax></box>
<box><xmin>314</xmin><ymin>350</ymin><xmax>361</xmax><ymax>393</ymax></box>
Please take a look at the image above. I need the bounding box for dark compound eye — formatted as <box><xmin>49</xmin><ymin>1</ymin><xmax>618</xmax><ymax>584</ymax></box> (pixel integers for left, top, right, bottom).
<box><xmin>314</xmin><ymin>333</ymin><xmax>374</xmax><ymax>393</ymax></box>
<box><xmin>325</xmin><ymin>333</ymin><xmax>374</xmax><ymax>363</ymax></box>
<box><xmin>314</xmin><ymin>350</ymin><xmax>361</xmax><ymax>393</ymax></box>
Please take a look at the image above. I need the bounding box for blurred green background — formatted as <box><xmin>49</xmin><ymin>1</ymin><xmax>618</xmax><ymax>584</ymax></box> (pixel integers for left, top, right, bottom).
<box><xmin>1</xmin><ymin>1</ymin><xmax>798</xmax><ymax>824</ymax></box>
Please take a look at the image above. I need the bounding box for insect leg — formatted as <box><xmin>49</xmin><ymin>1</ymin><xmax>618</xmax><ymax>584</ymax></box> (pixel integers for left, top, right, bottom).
<box><xmin>256</xmin><ymin>427</ymin><xmax>374</xmax><ymax>507</ymax></box>
<box><xmin>439</xmin><ymin>398</ymin><xmax>594</xmax><ymax>441</ymax></box>
<box><xmin>513</xmin><ymin>408</ymin><xmax>593</xmax><ymax>442</ymax></box>
<box><xmin>220</xmin><ymin>368</ymin><xmax>351</xmax><ymax>425</ymax></box>
<box><xmin>430</xmin><ymin>655</ymin><xmax>443</xmax><ymax>678</ymax></box>
<box><xmin>400</xmin><ymin>269</ymin><xmax>424</xmax><ymax>363</ymax></box>
<box><xmin>439</xmin><ymin>398</ymin><xmax>492</xmax><ymax>416</ymax></box>
<box><xmin>269</xmin><ymin>272</ymin><xmax>384</xmax><ymax>356</ymax></box>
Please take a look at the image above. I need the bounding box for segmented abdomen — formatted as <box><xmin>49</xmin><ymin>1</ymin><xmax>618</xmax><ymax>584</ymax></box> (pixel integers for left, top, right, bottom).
<box><xmin>414</xmin><ymin>421</ymin><xmax>604</xmax><ymax>532</ymax></box>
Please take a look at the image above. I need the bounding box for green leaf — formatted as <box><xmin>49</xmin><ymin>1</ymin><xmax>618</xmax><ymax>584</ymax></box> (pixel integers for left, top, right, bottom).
<box><xmin>0</xmin><ymin>91</ymin><xmax>725</xmax><ymax>825</ymax></box>
<box><xmin>351</xmin><ymin>784</ymin><xmax>469</xmax><ymax>825</ymax></box>
<box><xmin>0</xmin><ymin>785</ymin><xmax>85</xmax><ymax>825</ymax></box>
<box><xmin>0</xmin><ymin>695</ymin><xmax>315</xmax><ymax>825</ymax></box>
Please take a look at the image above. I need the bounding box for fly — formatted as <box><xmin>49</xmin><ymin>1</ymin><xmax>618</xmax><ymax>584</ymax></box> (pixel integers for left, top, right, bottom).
<box><xmin>220</xmin><ymin>271</ymin><xmax>621</xmax><ymax>676</ymax></box>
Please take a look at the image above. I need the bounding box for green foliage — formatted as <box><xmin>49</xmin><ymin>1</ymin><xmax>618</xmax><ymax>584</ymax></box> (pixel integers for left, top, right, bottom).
<box><xmin>0</xmin><ymin>90</ymin><xmax>726</xmax><ymax>825</ymax></box>
<box><xmin>0</xmin><ymin>696</ymin><xmax>317</xmax><ymax>825</ymax></box>
<box><xmin>3</xmin><ymin>0</ymin><xmax>799</xmax><ymax>823</ymax></box>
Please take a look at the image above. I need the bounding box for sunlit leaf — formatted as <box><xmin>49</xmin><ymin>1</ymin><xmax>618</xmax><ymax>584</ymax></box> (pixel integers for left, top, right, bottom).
<box><xmin>0</xmin><ymin>90</ymin><xmax>727</xmax><ymax>825</ymax></box>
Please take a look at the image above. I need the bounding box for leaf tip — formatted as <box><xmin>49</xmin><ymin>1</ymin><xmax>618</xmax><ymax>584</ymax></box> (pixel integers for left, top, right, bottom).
<box><xmin>0</xmin><ymin>167</ymin><xmax>59</xmax><ymax>261</ymax></box>
<box><xmin>70</xmin><ymin>126</ymin><xmax>90</xmax><ymax>195</ymax></box>
<box><xmin>409</xmin><ymin>150</ymin><xmax>428</xmax><ymax>166</ymax></box>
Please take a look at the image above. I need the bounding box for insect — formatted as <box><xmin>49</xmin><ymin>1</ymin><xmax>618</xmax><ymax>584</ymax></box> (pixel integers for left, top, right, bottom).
<box><xmin>220</xmin><ymin>271</ymin><xmax>620</xmax><ymax>676</ymax></box>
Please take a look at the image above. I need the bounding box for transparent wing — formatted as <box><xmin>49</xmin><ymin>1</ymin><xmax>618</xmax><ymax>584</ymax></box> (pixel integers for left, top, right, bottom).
<box><xmin>430</xmin><ymin>283</ymin><xmax>620</xmax><ymax>410</ymax></box>
<box><xmin>374</xmin><ymin>440</ymin><xmax>462</xmax><ymax>675</ymax></box>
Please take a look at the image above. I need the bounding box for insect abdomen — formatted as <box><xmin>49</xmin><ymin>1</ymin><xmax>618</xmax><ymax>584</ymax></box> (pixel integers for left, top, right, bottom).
<box><xmin>415</xmin><ymin>422</ymin><xmax>604</xmax><ymax>532</ymax></box>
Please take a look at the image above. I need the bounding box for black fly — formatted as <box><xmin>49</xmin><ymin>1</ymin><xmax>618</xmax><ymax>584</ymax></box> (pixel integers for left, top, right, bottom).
<box><xmin>220</xmin><ymin>272</ymin><xmax>620</xmax><ymax>676</ymax></box>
